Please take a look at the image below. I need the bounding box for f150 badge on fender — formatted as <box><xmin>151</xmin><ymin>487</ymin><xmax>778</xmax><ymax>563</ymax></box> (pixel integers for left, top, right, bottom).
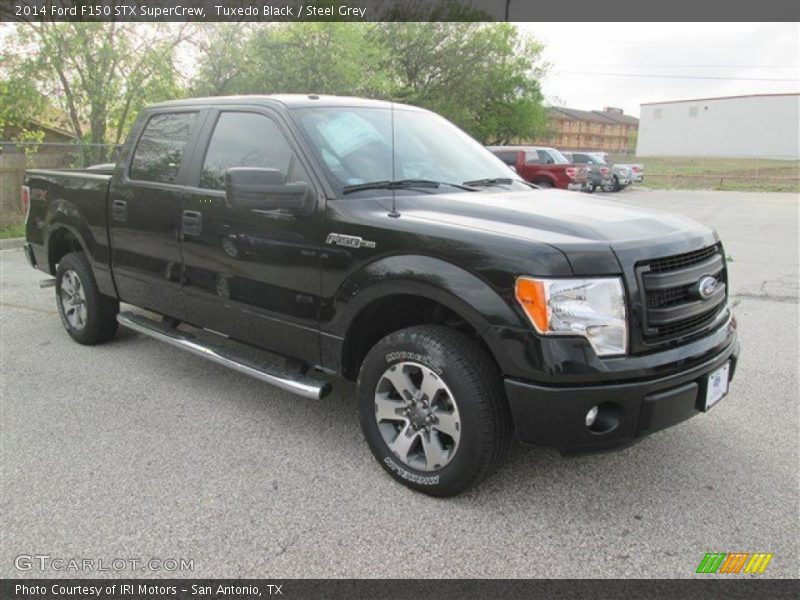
<box><xmin>325</xmin><ymin>233</ymin><xmax>376</xmax><ymax>249</ymax></box>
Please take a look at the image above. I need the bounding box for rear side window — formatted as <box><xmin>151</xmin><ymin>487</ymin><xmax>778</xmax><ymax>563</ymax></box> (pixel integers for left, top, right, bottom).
<box><xmin>200</xmin><ymin>112</ymin><xmax>296</xmax><ymax>190</ymax></box>
<box><xmin>495</xmin><ymin>151</ymin><xmax>518</xmax><ymax>166</ymax></box>
<box><xmin>130</xmin><ymin>112</ymin><xmax>196</xmax><ymax>184</ymax></box>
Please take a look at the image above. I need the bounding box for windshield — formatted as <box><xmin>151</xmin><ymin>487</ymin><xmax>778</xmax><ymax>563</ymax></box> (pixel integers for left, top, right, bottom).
<box><xmin>589</xmin><ymin>154</ymin><xmax>609</xmax><ymax>164</ymax></box>
<box><xmin>544</xmin><ymin>149</ymin><xmax>570</xmax><ymax>164</ymax></box>
<box><xmin>291</xmin><ymin>106</ymin><xmax>528</xmax><ymax>196</ymax></box>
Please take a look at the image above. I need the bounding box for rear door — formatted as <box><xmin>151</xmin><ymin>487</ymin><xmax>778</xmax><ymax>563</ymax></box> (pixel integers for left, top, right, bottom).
<box><xmin>109</xmin><ymin>109</ymin><xmax>206</xmax><ymax>319</ymax></box>
<box><xmin>179</xmin><ymin>107</ymin><xmax>326</xmax><ymax>366</ymax></box>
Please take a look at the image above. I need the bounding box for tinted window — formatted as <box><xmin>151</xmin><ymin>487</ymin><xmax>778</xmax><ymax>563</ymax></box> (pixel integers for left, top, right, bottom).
<box><xmin>130</xmin><ymin>112</ymin><xmax>196</xmax><ymax>183</ymax></box>
<box><xmin>200</xmin><ymin>112</ymin><xmax>296</xmax><ymax>190</ymax></box>
<box><xmin>495</xmin><ymin>151</ymin><xmax>518</xmax><ymax>166</ymax></box>
<box><xmin>525</xmin><ymin>151</ymin><xmax>541</xmax><ymax>164</ymax></box>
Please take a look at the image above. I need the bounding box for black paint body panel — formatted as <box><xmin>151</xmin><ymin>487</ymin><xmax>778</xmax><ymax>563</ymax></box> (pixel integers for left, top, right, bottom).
<box><xmin>23</xmin><ymin>95</ymin><xmax>739</xmax><ymax>453</ymax></box>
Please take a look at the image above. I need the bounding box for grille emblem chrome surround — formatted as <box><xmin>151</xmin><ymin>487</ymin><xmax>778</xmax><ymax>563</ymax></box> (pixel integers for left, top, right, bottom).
<box><xmin>696</xmin><ymin>276</ymin><xmax>719</xmax><ymax>300</ymax></box>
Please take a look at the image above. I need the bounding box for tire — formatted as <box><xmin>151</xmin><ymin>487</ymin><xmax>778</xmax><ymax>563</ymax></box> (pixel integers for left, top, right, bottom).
<box><xmin>357</xmin><ymin>325</ymin><xmax>512</xmax><ymax>496</ymax></box>
<box><xmin>601</xmin><ymin>179</ymin><xmax>616</xmax><ymax>193</ymax></box>
<box><xmin>534</xmin><ymin>179</ymin><xmax>553</xmax><ymax>188</ymax></box>
<box><xmin>55</xmin><ymin>251</ymin><xmax>119</xmax><ymax>345</ymax></box>
<box><xmin>585</xmin><ymin>183</ymin><xmax>596</xmax><ymax>194</ymax></box>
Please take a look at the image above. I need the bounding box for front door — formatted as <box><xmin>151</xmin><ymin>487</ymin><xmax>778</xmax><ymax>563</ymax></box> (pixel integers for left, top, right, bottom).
<box><xmin>180</xmin><ymin>109</ymin><xmax>325</xmax><ymax>366</ymax></box>
<box><xmin>109</xmin><ymin>110</ymin><xmax>203</xmax><ymax>319</ymax></box>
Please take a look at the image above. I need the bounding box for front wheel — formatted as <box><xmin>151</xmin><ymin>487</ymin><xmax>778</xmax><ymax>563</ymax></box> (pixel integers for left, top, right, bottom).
<box><xmin>357</xmin><ymin>325</ymin><xmax>512</xmax><ymax>496</ymax></box>
<box><xmin>56</xmin><ymin>252</ymin><xmax>119</xmax><ymax>345</ymax></box>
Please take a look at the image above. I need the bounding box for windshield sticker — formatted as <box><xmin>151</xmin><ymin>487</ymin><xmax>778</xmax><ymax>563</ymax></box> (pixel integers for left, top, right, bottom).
<box><xmin>317</xmin><ymin>112</ymin><xmax>383</xmax><ymax>156</ymax></box>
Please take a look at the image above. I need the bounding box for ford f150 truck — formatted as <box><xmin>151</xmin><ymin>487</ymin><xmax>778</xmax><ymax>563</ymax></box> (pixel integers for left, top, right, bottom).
<box><xmin>22</xmin><ymin>95</ymin><xmax>739</xmax><ymax>496</ymax></box>
<box><xmin>486</xmin><ymin>145</ymin><xmax>588</xmax><ymax>190</ymax></box>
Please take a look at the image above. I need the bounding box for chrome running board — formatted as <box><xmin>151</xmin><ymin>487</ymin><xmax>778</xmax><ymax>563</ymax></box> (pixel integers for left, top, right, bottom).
<box><xmin>117</xmin><ymin>311</ymin><xmax>331</xmax><ymax>400</ymax></box>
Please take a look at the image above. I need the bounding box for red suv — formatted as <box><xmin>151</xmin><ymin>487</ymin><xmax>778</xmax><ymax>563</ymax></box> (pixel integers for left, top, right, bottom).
<box><xmin>487</xmin><ymin>145</ymin><xmax>588</xmax><ymax>190</ymax></box>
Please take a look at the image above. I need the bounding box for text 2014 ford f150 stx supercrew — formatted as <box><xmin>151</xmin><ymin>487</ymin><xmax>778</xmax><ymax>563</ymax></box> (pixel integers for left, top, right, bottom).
<box><xmin>22</xmin><ymin>95</ymin><xmax>739</xmax><ymax>496</ymax></box>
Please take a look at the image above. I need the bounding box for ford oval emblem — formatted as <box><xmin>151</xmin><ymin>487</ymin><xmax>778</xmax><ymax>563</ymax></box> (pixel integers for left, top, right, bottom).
<box><xmin>696</xmin><ymin>276</ymin><xmax>718</xmax><ymax>300</ymax></box>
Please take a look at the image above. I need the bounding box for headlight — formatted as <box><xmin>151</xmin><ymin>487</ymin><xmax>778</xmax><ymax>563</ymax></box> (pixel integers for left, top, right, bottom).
<box><xmin>515</xmin><ymin>277</ymin><xmax>627</xmax><ymax>356</ymax></box>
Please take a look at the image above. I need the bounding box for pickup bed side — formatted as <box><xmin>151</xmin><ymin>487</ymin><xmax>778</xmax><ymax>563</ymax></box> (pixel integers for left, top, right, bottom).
<box><xmin>24</xmin><ymin>170</ymin><xmax>116</xmax><ymax>298</ymax></box>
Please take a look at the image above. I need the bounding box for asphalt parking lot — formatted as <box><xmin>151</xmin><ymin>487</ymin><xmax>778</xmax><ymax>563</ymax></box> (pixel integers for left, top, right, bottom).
<box><xmin>1</xmin><ymin>189</ymin><xmax>798</xmax><ymax>579</ymax></box>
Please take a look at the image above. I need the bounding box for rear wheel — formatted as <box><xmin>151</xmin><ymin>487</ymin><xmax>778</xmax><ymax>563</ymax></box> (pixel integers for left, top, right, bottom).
<box><xmin>357</xmin><ymin>325</ymin><xmax>512</xmax><ymax>496</ymax></box>
<box><xmin>534</xmin><ymin>179</ymin><xmax>553</xmax><ymax>188</ymax></box>
<box><xmin>601</xmin><ymin>178</ymin><xmax>617</xmax><ymax>193</ymax></box>
<box><xmin>56</xmin><ymin>252</ymin><xmax>119</xmax><ymax>345</ymax></box>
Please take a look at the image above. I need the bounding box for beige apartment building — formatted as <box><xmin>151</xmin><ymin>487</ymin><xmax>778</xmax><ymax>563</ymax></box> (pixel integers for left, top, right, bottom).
<box><xmin>531</xmin><ymin>107</ymin><xmax>640</xmax><ymax>153</ymax></box>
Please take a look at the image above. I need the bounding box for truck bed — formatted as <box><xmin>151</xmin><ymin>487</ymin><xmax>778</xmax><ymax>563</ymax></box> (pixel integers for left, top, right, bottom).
<box><xmin>24</xmin><ymin>168</ymin><xmax>114</xmax><ymax>292</ymax></box>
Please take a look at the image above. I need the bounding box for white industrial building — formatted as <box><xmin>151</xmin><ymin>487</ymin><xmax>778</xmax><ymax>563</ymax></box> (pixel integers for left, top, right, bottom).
<box><xmin>636</xmin><ymin>93</ymin><xmax>800</xmax><ymax>159</ymax></box>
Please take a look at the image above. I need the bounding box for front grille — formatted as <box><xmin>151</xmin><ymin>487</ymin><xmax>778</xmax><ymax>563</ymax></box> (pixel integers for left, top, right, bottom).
<box><xmin>646</xmin><ymin>284</ymin><xmax>693</xmax><ymax>309</ymax></box>
<box><xmin>637</xmin><ymin>244</ymin><xmax>727</xmax><ymax>344</ymax></box>
<box><xmin>646</xmin><ymin>245</ymin><xmax>719</xmax><ymax>273</ymax></box>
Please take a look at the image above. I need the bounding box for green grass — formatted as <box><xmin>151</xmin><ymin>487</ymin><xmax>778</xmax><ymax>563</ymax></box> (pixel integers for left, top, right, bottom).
<box><xmin>632</xmin><ymin>157</ymin><xmax>800</xmax><ymax>193</ymax></box>
<box><xmin>0</xmin><ymin>223</ymin><xmax>25</xmax><ymax>239</ymax></box>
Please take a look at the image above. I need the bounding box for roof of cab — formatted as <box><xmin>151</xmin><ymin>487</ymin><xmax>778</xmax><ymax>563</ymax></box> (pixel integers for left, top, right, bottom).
<box><xmin>145</xmin><ymin>94</ymin><xmax>417</xmax><ymax>111</ymax></box>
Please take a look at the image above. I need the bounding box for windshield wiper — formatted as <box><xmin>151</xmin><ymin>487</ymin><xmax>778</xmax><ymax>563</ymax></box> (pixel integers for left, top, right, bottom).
<box><xmin>462</xmin><ymin>177</ymin><xmax>515</xmax><ymax>187</ymax></box>
<box><xmin>342</xmin><ymin>179</ymin><xmax>477</xmax><ymax>195</ymax></box>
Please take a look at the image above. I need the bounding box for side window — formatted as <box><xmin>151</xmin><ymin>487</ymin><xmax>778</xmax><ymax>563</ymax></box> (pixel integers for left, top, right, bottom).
<box><xmin>525</xmin><ymin>151</ymin><xmax>541</xmax><ymax>164</ymax></box>
<box><xmin>536</xmin><ymin>150</ymin><xmax>552</xmax><ymax>164</ymax></box>
<box><xmin>574</xmin><ymin>154</ymin><xmax>588</xmax><ymax>163</ymax></box>
<box><xmin>200</xmin><ymin>112</ymin><xmax>304</xmax><ymax>190</ymax></box>
<box><xmin>496</xmin><ymin>152</ymin><xmax>517</xmax><ymax>166</ymax></box>
<box><xmin>130</xmin><ymin>112</ymin><xmax>196</xmax><ymax>184</ymax></box>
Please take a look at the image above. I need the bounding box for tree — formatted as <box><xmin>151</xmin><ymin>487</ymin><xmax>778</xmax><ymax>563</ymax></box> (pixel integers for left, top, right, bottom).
<box><xmin>372</xmin><ymin>23</ymin><xmax>549</xmax><ymax>144</ymax></box>
<box><xmin>192</xmin><ymin>23</ymin><xmax>388</xmax><ymax>98</ymax></box>
<box><xmin>1</xmin><ymin>23</ymin><xmax>192</xmax><ymax>164</ymax></box>
<box><xmin>190</xmin><ymin>23</ymin><xmax>549</xmax><ymax>145</ymax></box>
<box><xmin>0</xmin><ymin>76</ymin><xmax>47</xmax><ymax>151</ymax></box>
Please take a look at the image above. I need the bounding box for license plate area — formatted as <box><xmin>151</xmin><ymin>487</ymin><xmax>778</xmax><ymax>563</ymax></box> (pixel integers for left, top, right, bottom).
<box><xmin>703</xmin><ymin>362</ymin><xmax>730</xmax><ymax>411</ymax></box>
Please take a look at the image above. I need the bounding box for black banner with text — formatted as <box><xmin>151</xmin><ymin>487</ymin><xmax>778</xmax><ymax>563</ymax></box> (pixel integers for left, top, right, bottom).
<box><xmin>2</xmin><ymin>0</ymin><xmax>799</xmax><ymax>22</ymax></box>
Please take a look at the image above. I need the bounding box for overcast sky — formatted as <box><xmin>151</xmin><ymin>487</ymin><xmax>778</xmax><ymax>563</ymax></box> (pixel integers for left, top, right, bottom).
<box><xmin>518</xmin><ymin>22</ymin><xmax>800</xmax><ymax>117</ymax></box>
<box><xmin>1</xmin><ymin>21</ymin><xmax>797</xmax><ymax>120</ymax></box>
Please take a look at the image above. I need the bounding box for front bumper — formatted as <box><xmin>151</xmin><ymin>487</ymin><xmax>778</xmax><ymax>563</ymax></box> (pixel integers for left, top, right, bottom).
<box><xmin>504</xmin><ymin>336</ymin><xmax>739</xmax><ymax>453</ymax></box>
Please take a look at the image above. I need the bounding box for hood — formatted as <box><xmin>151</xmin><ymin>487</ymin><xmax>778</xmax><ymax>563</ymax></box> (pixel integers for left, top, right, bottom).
<box><xmin>394</xmin><ymin>188</ymin><xmax>717</xmax><ymax>274</ymax></box>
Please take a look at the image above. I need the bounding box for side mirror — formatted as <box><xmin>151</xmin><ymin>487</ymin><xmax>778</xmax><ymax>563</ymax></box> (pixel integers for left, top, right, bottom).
<box><xmin>225</xmin><ymin>168</ymin><xmax>312</xmax><ymax>214</ymax></box>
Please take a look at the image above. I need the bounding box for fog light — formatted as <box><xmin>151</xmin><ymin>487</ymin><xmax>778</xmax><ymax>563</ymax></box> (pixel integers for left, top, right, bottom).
<box><xmin>585</xmin><ymin>405</ymin><xmax>599</xmax><ymax>428</ymax></box>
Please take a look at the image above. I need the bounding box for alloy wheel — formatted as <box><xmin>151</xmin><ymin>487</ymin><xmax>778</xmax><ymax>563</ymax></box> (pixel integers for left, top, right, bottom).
<box><xmin>374</xmin><ymin>361</ymin><xmax>461</xmax><ymax>471</ymax></box>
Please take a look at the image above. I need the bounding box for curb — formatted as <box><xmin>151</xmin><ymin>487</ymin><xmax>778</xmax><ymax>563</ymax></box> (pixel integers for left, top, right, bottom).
<box><xmin>0</xmin><ymin>237</ymin><xmax>25</xmax><ymax>250</ymax></box>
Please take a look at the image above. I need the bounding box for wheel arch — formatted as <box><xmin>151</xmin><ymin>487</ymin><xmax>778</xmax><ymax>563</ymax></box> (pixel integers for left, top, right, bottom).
<box><xmin>329</xmin><ymin>255</ymin><xmax>524</xmax><ymax>380</ymax></box>
<box><xmin>532</xmin><ymin>174</ymin><xmax>556</xmax><ymax>186</ymax></box>
<box><xmin>46</xmin><ymin>224</ymin><xmax>89</xmax><ymax>275</ymax></box>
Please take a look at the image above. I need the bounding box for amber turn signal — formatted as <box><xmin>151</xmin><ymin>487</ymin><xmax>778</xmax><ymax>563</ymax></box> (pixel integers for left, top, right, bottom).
<box><xmin>515</xmin><ymin>277</ymin><xmax>549</xmax><ymax>333</ymax></box>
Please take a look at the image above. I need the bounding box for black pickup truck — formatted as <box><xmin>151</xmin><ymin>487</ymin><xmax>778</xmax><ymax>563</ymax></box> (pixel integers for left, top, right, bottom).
<box><xmin>22</xmin><ymin>95</ymin><xmax>739</xmax><ymax>495</ymax></box>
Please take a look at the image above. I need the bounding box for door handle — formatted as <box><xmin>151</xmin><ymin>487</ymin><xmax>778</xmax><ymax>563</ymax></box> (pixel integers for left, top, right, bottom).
<box><xmin>182</xmin><ymin>210</ymin><xmax>203</xmax><ymax>236</ymax></box>
<box><xmin>111</xmin><ymin>199</ymin><xmax>127</xmax><ymax>222</ymax></box>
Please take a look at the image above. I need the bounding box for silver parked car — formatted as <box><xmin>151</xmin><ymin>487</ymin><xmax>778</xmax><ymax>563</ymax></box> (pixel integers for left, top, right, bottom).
<box><xmin>563</xmin><ymin>151</ymin><xmax>630</xmax><ymax>192</ymax></box>
<box><xmin>592</xmin><ymin>152</ymin><xmax>644</xmax><ymax>184</ymax></box>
